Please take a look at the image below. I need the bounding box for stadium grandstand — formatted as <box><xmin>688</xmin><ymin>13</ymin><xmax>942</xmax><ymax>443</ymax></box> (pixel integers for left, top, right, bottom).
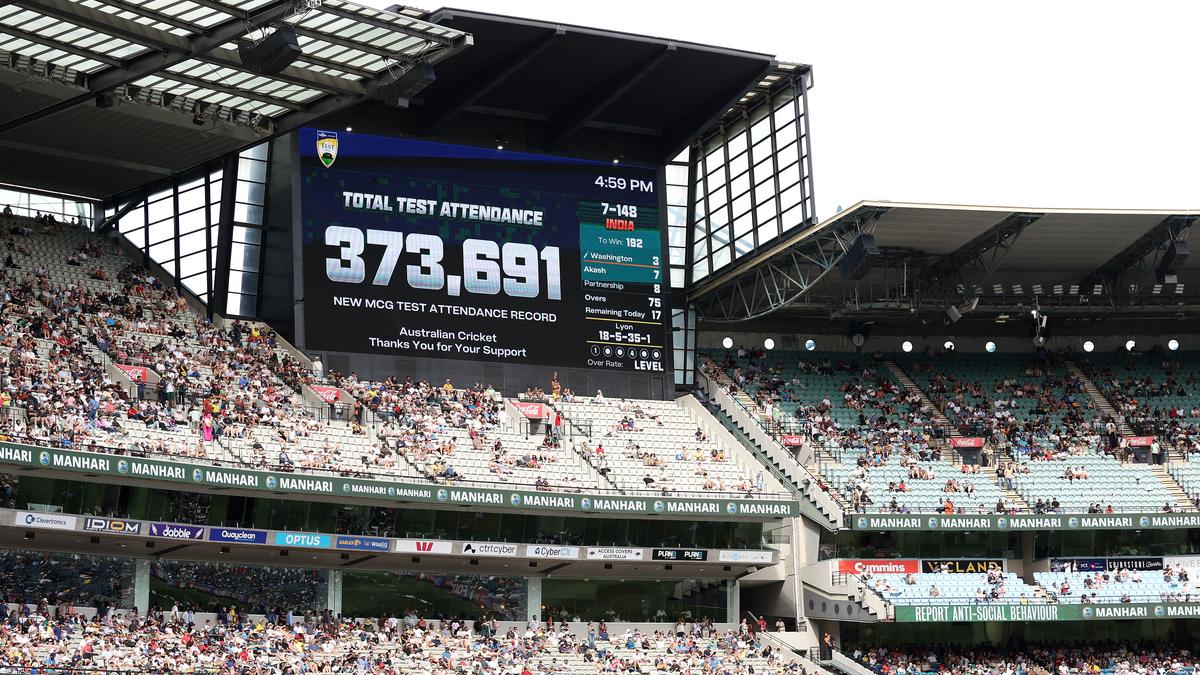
<box><xmin>0</xmin><ymin>0</ymin><xmax>1197</xmax><ymax>674</ymax></box>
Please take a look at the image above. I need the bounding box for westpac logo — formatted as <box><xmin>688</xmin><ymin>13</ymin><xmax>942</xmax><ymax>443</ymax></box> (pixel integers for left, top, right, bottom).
<box><xmin>393</xmin><ymin>539</ymin><xmax>451</xmax><ymax>555</ymax></box>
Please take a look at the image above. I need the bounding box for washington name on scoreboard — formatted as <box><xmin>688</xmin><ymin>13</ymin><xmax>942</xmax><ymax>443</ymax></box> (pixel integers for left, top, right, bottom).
<box><xmin>298</xmin><ymin>129</ymin><xmax>668</xmax><ymax>373</ymax></box>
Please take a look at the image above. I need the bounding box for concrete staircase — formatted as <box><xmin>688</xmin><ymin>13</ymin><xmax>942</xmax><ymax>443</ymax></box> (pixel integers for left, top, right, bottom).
<box><xmin>882</xmin><ymin>360</ymin><xmax>964</xmax><ymax>465</ymax></box>
<box><xmin>805</xmin><ymin>446</ymin><xmax>853</xmax><ymax>513</ymax></box>
<box><xmin>1064</xmin><ymin>360</ymin><xmax>1130</xmax><ymax>434</ymax></box>
<box><xmin>1151</xmin><ymin>463</ymin><xmax>1197</xmax><ymax>512</ymax></box>
<box><xmin>978</xmin><ymin>462</ymin><xmax>1031</xmax><ymax>512</ymax></box>
<box><xmin>882</xmin><ymin>360</ymin><xmax>956</xmax><ymax>434</ymax></box>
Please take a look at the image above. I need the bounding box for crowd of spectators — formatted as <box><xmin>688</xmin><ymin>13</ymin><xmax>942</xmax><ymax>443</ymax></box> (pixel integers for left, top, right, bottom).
<box><xmin>847</xmin><ymin>642</ymin><xmax>1200</xmax><ymax>675</ymax></box>
<box><xmin>708</xmin><ymin>348</ymin><xmax>945</xmax><ymax>511</ymax></box>
<box><xmin>0</xmin><ymin>604</ymin><xmax>799</xmax><ymax>674</ymax></box>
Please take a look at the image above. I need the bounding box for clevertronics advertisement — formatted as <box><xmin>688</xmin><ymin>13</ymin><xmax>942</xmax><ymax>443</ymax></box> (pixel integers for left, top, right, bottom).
<box><xmin>896</xmin><ymin>603</ymin><xmax>1200</xmax><ymax>622</ymax></box>
<box><xmin>298</xmin><ymin>128</ymin><xmax>667</xmax><ymax>373</ymax></box>
<box><xmin>0</xmin><ymin>442</ymin><xmax>793</xmax><ymax>520</ymax></box>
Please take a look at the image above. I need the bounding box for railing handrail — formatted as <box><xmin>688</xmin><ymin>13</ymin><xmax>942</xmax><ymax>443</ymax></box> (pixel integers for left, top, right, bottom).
<box><xmin>696</xmin><ymin>365</ymin><xmax>845</xmax><ymax>522</ymax></box>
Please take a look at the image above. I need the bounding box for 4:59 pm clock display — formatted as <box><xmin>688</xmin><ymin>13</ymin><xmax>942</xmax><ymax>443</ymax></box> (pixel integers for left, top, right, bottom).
<box><xmin>298</xmin><ymin>129</ymin><xmax>668</xmax><ymax>373</ymax></box>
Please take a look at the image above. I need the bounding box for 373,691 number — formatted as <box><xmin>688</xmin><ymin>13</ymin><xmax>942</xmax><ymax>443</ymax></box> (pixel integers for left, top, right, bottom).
<box><xmin>324</xmin><ymin>226</ymin><xmax>562</xmax><ymax>300</ymax></box>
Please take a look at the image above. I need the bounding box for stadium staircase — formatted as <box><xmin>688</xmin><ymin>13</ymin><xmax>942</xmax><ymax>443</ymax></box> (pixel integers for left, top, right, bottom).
<box><xmin>883</xmin><ymin>360</ymin><xmax>1034</xmax><ymax>512</ymax></box>
<box><xmin>882</xmin><ymin>360</ymin><xmax>956</xmax><ymax>435</ymax></box>
<box><xmin>823</xmin><ymin>648</ymin><xmax>879</xmax><ymax>675</ymax></box>
<box><xmin>1066</xmin><ymin>360</ymin><xmax>1196</xmax><ymax>512</ymax></box>
<box><xmin>758</xmin><ymin>632</ymin><xmax>833</xmax><ymax>672</ymax></box>
<box><xmin>695</xmin><ymin>364</ymin><xmax>846</xmax><ymax>528</ymax></box>
<box><xmin>1065</xmin><ymin>360</ymin><xmax>1130</xmax><ymax>434</ymax></box>
<box><xmin>1151</xmin><ymin>464</ymin><xmax>1196</xmax><ymax>512</ymax></box>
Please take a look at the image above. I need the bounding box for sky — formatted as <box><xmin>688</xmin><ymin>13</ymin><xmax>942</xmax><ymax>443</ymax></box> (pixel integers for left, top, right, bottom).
<box><xmin>364</xmin><ymin>0</ymin><xmax>1200</xmax><ymax>219</ymax></box>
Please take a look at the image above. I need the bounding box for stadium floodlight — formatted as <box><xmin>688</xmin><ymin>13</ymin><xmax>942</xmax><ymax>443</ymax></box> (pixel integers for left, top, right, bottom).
<box><xmin>985</xmin><ymin>341</ymin><xmax>997</xmax><ymax>353</ymax></box>
<box><xmin>763</xmin><ymin>338</ymin><xmax>775</xmax><ymax>350</ymax></box>
<box><xmin>805</xmin><ymin>339</ymin><xmax>817</xmax><ymax>351</ymax></box>
<box><xmin>345</xmin><ymin>126</ymin><xmax>353</xmax><ymax>132</ymax></box>
<box><xmin>1169</xmin><ymin>339</ymin><xmax>1180</xmax><ymax>351</ymax></box>
<box><xmin>721</xmin><ymin>337</ymin><xmax>733</xmax><ymax>349</ymax></box>
<box><xmin>901</xmin><ymin>340</ymin><xmax>913</xmax><ymax>353</ymax></box>
<box><xmin>495</xmin><ymin>135</ymin><xmax>505</xmax><ymax>150</ymax></box>
<box><xmin>1083</xmin><ymin>340</ymin><xmax>1095</xmax><ymax>353</ymax></box>
<box><xmin>1125</xmin><ymin>340</ymin><xmax>1137</xmax><ymax>352</ymax></box>
<box><xmin>943</xmin><ymin>340</ymin><xmax>955</xmax><ymax>351</ymax></box>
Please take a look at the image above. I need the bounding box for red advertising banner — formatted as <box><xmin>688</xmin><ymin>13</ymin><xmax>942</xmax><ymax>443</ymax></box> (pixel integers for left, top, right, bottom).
<box><xmin>949</xmin><ymin>437</ymin><xmax>985</xmax><ymax>448</ymax></box>
<box><xmin>1126</xmin><ymin>436</ymin><xmax>1156</xmax><ymax>447</ymax></box>
<box><xmin>115</xmin><ymin>364</ymin><xmax>148</xmax><ymax>382</ymax></box>
<box><xmin>512</xmin><ymin>401</ymin><xmax>546</xmax><ymax>419</ymax></box>
<box><xmin>780</xmin><ymin>435</ymin><xmax>805</xmax><ymax>447</ymax></box>
<box><xmin>836</xmin><ymin>559</ymin><xmax>920</xmax><ymax>575</ymax></box>
<box><xmin>310</xmin><ymin>385</ymin><xmax>340</xmax><ymax>403</ymax></box>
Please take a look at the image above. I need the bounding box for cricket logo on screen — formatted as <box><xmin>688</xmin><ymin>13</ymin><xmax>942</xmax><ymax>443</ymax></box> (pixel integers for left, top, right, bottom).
<box><xmin>316</xmin><ymin>130</ymin><xmax>338</xmax><ymax>168</ymax></box>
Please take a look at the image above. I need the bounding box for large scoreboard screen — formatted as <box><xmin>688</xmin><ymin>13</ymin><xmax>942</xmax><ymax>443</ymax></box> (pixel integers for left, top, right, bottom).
<box><xmin>298</xmin><ymin>129</ymin><xmax>667</xmax><ymax>374</ymax></box>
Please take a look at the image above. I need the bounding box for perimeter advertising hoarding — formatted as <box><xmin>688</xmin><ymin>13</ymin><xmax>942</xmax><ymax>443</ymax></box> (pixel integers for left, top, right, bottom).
<box><xmin>895</xmin><ymin>603</ymin><xmax>1200</xmax><ymax>622</ymax></box>
<box><xmin>852</xmin><ymin>512</ymin><xmax>1200</xmax><ymax>532</ymax></box>
<box><xmin>298</xmin><ymin>129</ymin><xmax>668</xmax><ymax>375</ymax></box>
<box><xmin>0</xmin><ymin>442</ymin><xmax>793</xmax><ymax>520</ymax></box>
<box><xmin>835</xmin><ymin>559</ymin><xmax>920</xmax><ymax>575</ymax></box>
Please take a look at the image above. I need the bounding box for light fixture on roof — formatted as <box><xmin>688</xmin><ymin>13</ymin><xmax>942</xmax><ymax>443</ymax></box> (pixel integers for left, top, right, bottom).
<box><xmin>763</xmin><ymin>338</ymin><xmax>775</xmax><ymax>350</ymax></box>
<box><xmin>494</xmin><ymin>135</ymin><xmax>505</xmax><ymax>150</ymax></box>
<box><xmin>612</xmin><ymin>156</ymin><xmax>622</xmax><ymax>164</ymax></box>
<box><xmin>901</xmin><ymin>340</ymin><xmax>913</xmax><ymax>353</ymax></box>
<box><xmin>1125</xmin><ymin>340</ymin><xmax>1137</xmax><ymax>352</ymax></box>
<box><xmin>1083</xmin><ymin>340</ymin><xmax>1095</xmax><ymax>353</ymax></box>
<box><xmin>345</xmin><ymin>126</ymin><xmax>353</xmax><ymax>132</ymax></box>
<box><xmin>721</xmin><ymin>337</ymin><xmax>733</xmax><ymax>349</ymax></box>
<box><xmin>1169</xmin><ymin>339</ymin><xmax>1180</xmax><ymax>351</ymax></box>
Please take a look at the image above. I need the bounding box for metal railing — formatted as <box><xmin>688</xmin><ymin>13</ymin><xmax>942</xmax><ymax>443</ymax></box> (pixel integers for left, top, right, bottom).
<box><xmin>697</xmin><ymin>365</ymin><xmax>845</xmax><ymax>522</ymax></box>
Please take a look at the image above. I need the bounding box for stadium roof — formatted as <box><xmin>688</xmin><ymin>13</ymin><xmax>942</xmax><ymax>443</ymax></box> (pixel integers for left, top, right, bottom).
<box><xmin>691</xmin><ymin>201</ymin><xmax>1200</xmax><ymax>323</ymax></box>
<box><xmin>0</xmin><ymin>0</ymin><xmax>471</xmax><ymax>198</ymax></box>
<box><xmin>410</xmin><ymin>7</ymin><xmax>788</xmax><ymax>162</ymax></box>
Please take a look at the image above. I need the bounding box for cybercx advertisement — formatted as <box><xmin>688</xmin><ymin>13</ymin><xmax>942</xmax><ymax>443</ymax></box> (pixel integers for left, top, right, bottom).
<box><xmin>298</xmin><ymin>128</ymin><xmax>667</xmax><ymax>373</ymax></box>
